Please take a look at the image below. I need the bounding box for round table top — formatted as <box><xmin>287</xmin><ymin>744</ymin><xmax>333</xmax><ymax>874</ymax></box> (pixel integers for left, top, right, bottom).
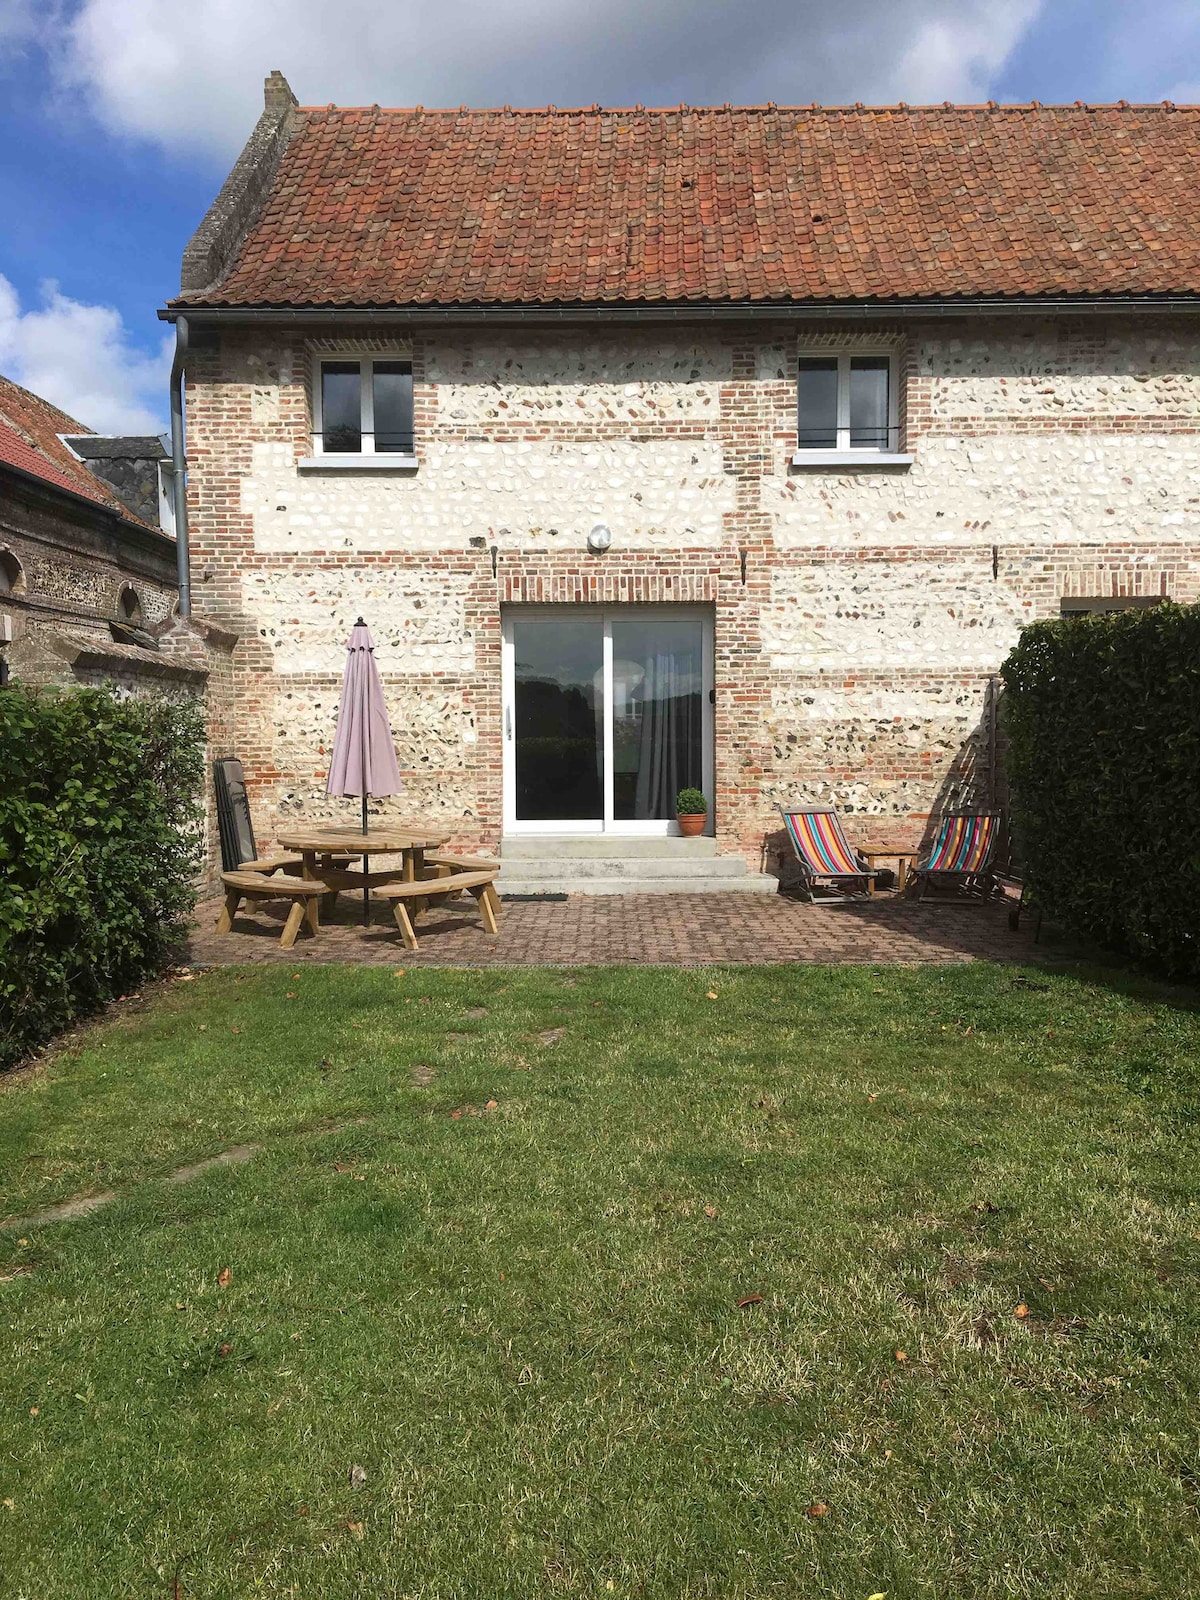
<box><xmin>278</xmin><ymin>825</ymin><xmax>449</xmax><ymax>853</ymax></box>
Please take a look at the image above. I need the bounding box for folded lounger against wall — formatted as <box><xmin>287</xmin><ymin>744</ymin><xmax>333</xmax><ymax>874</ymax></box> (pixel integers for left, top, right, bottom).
<box><xmin>777</xmin><ymin>806</ymin><xmax>880</xmax><ymax>902</ymax></box>
<box><xmin>213</xmin><ymin>757</ymin><xmax>368</xmax><ymax>937</ymax></box>
<box><xmin>213</xmin><ymin>757</ymin><xmax>360</xmax><ymax>877</ymax></box>
<box><xmin>909</xmin><ymin>813</ymin><xmax>1001</xmax><ymax>904</ymax></box>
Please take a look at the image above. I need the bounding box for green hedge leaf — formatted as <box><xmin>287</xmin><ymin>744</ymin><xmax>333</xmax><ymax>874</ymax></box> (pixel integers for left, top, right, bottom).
<box><xmin>0</xmin><ymin>684</ymin><xmax>205</xmax><ymax>1070</ymax></box>
<box><xmin>1001</xmin><ymin>603</ymin><xmax>1200</xmax><ymax>980</ymax></box>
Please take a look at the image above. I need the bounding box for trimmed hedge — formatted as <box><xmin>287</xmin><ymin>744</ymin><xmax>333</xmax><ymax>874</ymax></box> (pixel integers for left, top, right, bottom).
<box><xmin>0</xmin><ymin>684</ymin><xmax>204</xmax><ymax>1071</ymax></box>
<box><xmin>1001</xmin><ymin>603</ymin><xmax>1200</xmax><ymax>978</ymax></box>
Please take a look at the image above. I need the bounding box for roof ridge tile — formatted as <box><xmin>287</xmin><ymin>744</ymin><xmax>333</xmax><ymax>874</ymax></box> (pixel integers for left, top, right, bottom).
<box><xmin>297</xmin><ymin>100</ymin><xmax>1200</xmax><ymax>115</ymax></box>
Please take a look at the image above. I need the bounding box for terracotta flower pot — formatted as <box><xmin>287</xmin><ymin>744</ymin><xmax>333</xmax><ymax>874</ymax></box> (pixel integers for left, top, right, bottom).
<box><xmin>676</xmin><ymin>811</ymin><xmax>706</xmax><ymax>837</ymax></box>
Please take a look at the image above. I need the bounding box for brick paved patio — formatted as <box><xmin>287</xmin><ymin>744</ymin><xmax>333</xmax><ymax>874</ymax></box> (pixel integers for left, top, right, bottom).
<box><xmin>186</xmin><ymin>887</ymin><xmax>1062</xmax><ymax>968</ymax></box>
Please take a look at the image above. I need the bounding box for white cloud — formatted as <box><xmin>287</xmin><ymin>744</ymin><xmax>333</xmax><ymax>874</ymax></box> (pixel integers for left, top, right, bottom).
<box><xmin>889</xmin><ymin>4</ymin><xmax>1043</xmax><ymax>104</ymax></box>
<box><xmin>46</xmin><ymin>0</ymin><xmax>1044</xmax><ymax>162</ymax></box>
<box><xmin>0</xmin><ymin>1</ymin><xmax>1047</xmax><ymax>432</ymax></box>
<box><xmin>0</xmin><ymin>0</ymin><xmax>42</xmax><ymax>47</ymax></box>
<box><xmin>0</xmin><ymin>275</ymin><xmax>170</xmax><ymax>434</ymax></box>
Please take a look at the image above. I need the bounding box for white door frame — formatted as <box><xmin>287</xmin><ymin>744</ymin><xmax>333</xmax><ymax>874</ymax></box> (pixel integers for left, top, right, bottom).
<box><xmin>501</xmin><ymin>604</ymin><xmax>715</xmax><ymax>836</ymax></box>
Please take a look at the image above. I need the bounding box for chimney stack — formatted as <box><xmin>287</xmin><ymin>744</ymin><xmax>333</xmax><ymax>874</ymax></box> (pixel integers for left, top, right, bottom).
<box><xmin>264</xmin><ymin>70</ymin><xmax>297</xmax><ymax>114</ymax></box>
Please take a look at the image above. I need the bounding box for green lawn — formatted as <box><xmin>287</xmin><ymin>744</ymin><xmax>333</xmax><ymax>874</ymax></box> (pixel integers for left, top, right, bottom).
<box><xmin>3</xmin><ymin>961</ymin><xmax>1200</xmax><ymax>1598</ymax></box>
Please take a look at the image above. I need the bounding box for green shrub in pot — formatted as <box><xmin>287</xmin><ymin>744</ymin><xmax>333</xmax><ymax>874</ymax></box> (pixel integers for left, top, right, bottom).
<box><xmin>675</xmin><ymin>788</ymin><xmax>708</xmax><ymax>835</ymax></box>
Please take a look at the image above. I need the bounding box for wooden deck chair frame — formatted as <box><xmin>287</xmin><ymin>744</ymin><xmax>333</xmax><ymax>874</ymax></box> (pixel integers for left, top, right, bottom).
<box><xmin>910</xmin><ymin>812</ymin><xmax>1003</xmax><ymax>905</ymax></box>
<box><xmin>776</xmin><ymin>805</ymin><xmax>879</xmax><ymax>902</ymax></box>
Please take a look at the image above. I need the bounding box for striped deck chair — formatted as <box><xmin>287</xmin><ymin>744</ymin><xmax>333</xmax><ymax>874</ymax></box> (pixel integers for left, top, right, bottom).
<box><xmin>909</xmin><ymin>813</ymin><xmax>1001</xmax><ymax>904</ymax></box>
<box><xmin>777</xmin><ymin>807</ymin><xmax>879</xmax><ymax>902</ymax></box>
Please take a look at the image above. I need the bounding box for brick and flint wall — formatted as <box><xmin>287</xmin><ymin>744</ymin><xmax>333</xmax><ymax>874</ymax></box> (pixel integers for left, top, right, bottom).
<box><xmin>184</xmin><ymin>316</ymin><xmax>1200</xmax><ymax>867</ymax></box>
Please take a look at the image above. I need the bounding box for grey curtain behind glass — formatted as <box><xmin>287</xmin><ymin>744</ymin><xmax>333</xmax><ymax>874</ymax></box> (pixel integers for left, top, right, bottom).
<box><xmin>634</xmin><ymin>646</ymin><xmax>701</xmax><ymax>818</ymax></box>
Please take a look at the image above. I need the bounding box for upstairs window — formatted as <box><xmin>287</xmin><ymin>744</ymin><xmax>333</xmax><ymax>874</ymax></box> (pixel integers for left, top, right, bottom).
<box><xmin>315</xmin><ymin>358</ymin><xmax>414</xmax><ymax>456</ymax></box>
<box><xmin>796</xmin><ymin>352</ymin><xmax>902</xmax><ymax>458</ymax></box>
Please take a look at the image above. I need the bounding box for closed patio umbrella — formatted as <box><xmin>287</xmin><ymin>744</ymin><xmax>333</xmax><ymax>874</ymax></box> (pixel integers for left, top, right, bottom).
<box><xmin>326</xmin><ymin>617</ymin><xmax>402</xmax><ymax>922</ymax></box>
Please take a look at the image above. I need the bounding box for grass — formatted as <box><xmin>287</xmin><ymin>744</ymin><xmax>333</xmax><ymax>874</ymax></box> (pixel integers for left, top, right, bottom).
<box><xmin>2</xmin><ymin>960</ymin><xmax>1200</xmax><ymax>1598</ymax></box>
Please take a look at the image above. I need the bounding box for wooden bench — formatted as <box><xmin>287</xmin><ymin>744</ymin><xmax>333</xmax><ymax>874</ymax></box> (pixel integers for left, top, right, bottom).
<box><xmin>216</xmin><ymin>871</ymin><xmax>330</xmax><ymax>949</ymax></box>
<box><xmin>424</xmin><ymin>854</ymin><xmax>500</xmax><ymax>873</ymax></box>
<box><xmin>375</xmin><ymin>869</ymin><xmax>500</xmax><ymax>950</ymax></box>
<box><xmin>420</xmin><ymin>854</ymin><xmax>502</xmax><ymax>900</ymax></box>
<box><xmin>238</xmin><ymin>853</ymin><xmax>304</xmax><ymax>875</ymax></box>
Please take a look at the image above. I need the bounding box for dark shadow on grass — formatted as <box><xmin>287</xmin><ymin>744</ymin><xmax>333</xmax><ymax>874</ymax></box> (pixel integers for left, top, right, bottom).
<box><xmin>824</xmin><ymin>890</ymin><xmax>1200</xmax><ymax>1013</ymax></box>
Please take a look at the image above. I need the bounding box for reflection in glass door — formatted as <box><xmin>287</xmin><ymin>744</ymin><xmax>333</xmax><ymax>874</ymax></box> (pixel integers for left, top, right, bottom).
<box><xmin>609</xmin><ymin>618</ymin><xmax>704</xmax><ymax>822</ymax></box>
<box><xmin>504</xmin><ymin>608</ymin><xmax>713</xmax><ymax>834</ymax></box>
<box><xmin>511</xmin><ymin>615</ymin><xmax>604</xmax><ymax>826</ymax></box>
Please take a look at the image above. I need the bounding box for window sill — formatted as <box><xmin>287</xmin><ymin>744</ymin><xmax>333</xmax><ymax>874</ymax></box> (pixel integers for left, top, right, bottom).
<box><xmin>791</xmin><ymin>450</ymin><xmax>913</xmax><ymax>468</ymax></box>
<box><xmin>297</xmin><ymin>454</ymin><xmax>419</xmax><ymax>472</ymax></box>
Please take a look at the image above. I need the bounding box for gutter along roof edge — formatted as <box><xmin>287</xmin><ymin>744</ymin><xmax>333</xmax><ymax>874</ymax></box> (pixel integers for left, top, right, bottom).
<box><xmin>158</xmin><ymin>296</ymin><xmax>1200</xmax><ymax>323</ymax></box>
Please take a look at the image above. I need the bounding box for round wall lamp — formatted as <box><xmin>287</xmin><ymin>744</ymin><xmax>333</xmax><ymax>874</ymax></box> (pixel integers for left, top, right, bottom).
<box><xmin>587</xmin><ymin>523</ymin><xmax>612</xmax><ymax>555</ymax></box>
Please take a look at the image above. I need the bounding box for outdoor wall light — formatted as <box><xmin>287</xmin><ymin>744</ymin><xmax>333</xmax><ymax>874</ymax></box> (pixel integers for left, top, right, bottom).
<box><xmin>587</xmin><ymin>523</ymin><xmax>612</xmax><ymax>555</ymax></box>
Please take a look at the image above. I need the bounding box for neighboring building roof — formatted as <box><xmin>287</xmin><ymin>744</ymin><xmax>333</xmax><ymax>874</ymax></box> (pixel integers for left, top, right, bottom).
<box><xmin>63</xmin><ymin>435</ymin><xmax>168</xmax><ymax>463</ymax></box>
<box><xmin>0</xmin><ymin>415</ymin><xmax>100</xmax><ymax>504</ymax></box>
<box><xmin>62</xmin><ymin>434</ymin><xmax>170</xmax><ymax>529</ymax></box>
<box><xmin>0</xmin><ymin>374</ymin><xmax>158</xmax><ymax>528</ymax></box>
<box><xmin>176</xmin><ymin>100</ymin><xmax>1200</xmax><ymax>310</ymax></box>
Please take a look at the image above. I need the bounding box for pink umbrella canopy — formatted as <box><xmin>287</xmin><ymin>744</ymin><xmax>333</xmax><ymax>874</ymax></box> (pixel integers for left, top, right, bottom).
<box><xmin>326</xmin><ymin>618</ymin><xmax>402</xmax><ymax>819</ymax></box>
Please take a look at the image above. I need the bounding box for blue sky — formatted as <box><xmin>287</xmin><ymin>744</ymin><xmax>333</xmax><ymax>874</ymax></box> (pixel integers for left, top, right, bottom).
<box><xmin>0</xmin><ymin>0</ymin><xmax>1197</xmax><ymax>433</ymax></box>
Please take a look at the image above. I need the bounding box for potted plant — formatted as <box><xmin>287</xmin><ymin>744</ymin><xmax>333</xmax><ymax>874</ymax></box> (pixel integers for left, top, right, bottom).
<box><xmin>675</xmin><ymin>787</ymin><xmax>708</xmax><ymax>837</ymax></box>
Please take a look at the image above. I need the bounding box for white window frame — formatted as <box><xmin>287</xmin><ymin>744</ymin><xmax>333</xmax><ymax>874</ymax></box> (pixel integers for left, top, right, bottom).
<box><xmin>300</xmin><ymin>354</ymin><xmax>418</xmax><ymax>471</ymax></box>
<box><xmin>501</xmin><ymin>605</ymin><xmax>716</xmax><ymax>837</ymax></box>
<box><xmin>792</xmin><ymin>350</ymin><xmax>911</xmax><ymax>467</ymax></box>
<box><xmin>157</xmin><ymin>461</ymin><xmax>176</xmax><ymax>536</ymax></box>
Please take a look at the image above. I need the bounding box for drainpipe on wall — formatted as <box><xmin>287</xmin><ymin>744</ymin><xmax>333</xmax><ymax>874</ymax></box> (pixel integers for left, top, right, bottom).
<box><xmin>169</xmin><ymin>314</ymin><xmax>191</xmax><ymax>616</ymax></box>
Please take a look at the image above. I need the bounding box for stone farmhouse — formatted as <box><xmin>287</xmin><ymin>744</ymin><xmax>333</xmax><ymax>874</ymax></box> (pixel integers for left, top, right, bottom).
<box><xmin>165</xmin><ymin>72</ymin><xmax>1200</xmax><ymax>891</ymax></box>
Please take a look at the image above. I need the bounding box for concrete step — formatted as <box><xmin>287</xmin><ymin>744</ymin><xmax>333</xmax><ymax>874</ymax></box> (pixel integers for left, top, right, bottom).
<box><xmin>500</xmin><ymin>834</ymin><xmax>717</xmax><ymax>859</ymax></box>
<box><xmin>499</xmin><ymin>854</ymin><xmax>749</xmax><ymax>881</ymax></box>
<box><xmin>498</xmin><ymin>872</ymin><xmax>779</xmax><ymax>897</ymax></box>
<box><xmin>497</xmin><ymin>832</ymin><xmax>778</xmax><ymax>895</ymax></box>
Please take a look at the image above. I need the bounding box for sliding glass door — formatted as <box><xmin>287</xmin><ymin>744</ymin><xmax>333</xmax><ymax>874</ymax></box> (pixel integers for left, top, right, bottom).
<box><xmin>510</xmin><ymin>614</ymin><xmax>605</xmax><ymax>826</ymax></box>
<box><xmin>503</xmin><ymin>607</ymin><xmax>713</xmax><ymax>834</ymax></box>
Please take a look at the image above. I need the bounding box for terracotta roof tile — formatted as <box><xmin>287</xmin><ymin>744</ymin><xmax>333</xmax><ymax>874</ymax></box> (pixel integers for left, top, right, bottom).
<box><xmin>0</xmin><ymin>373</ymin><xmax>148</xmax><ymax>522</ymax></box>
<box><xmin>179</xmin><ymin>102</ymin><xmax>1200</xmax><ymax>308</ymax></box>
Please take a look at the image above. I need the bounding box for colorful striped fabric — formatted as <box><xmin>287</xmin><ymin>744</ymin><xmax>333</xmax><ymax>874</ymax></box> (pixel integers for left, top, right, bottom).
<box><xmin>920</xmin><ymin>814</ymin><xmax>999</xmax><ymax>875</ymax></box>
<box><xmin>782</xmin><ymin>809</ymin><xmax>864</xmax><ymax>877</ymax></box>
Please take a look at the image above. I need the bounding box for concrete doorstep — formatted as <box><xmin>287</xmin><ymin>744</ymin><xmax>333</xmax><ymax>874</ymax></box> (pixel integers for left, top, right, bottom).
<box><xmin>496</xmin><ymin>834</ymin><xmax>778</xmax><ymax>896</ymax></box>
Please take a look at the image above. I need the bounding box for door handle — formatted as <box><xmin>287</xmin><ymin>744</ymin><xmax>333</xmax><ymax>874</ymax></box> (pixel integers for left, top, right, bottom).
<box><xmin>505</xmin><ymin>705</ymin><xmax>512</xmax><ymax>740</ymax></box>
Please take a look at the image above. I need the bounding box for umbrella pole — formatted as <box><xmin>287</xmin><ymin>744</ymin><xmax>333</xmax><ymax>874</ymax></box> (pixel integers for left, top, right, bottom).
<box><xmin>361</xmin><ymin>792</ymin><xmax>370</xmax><ymax>925</ymax></box>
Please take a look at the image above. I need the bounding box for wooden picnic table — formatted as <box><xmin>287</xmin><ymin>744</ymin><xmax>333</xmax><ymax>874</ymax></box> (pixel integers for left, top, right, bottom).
<box><xmin>277</xmin><ymin>824</ymin><xmax>451</xmax><ymax>914</ymax></box>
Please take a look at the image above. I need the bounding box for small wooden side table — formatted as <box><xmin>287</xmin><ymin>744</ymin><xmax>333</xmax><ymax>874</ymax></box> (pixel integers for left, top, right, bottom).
<box><xmin>862</xmin><ymin>848</ymin><xmax>918</xmax><ymax>895</ymax></box>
